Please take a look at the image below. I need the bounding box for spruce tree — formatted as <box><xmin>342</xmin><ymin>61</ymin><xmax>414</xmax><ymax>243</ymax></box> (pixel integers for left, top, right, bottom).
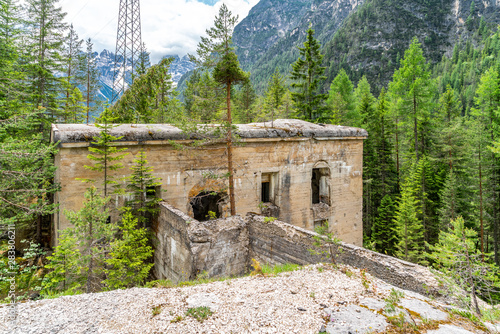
<box><xmin>125</xmin><ymin>150</ymin><xmax>162</xmax><ymax>227</ymax></box>
<box><xmin>371</xmin><ymin>194</ymin><xmax>397</xmax><ymax>255</ymax></box>
<box><xmin>264</xmin><ymin>68</ymin><xmax>287</xmax><ymax>125</ymax></box>
<box><xmin>234</xmin><ymin>77</ymin><xmax>257</xmax><ymax>123</ymax></box>
<box><xmin>80</xmin><ymin>38</ymin><xmax>101</xmax><ymax>124</ymax></box>
<box><xmin>394</xmin><ymin>164</ymin><xmax>425</xmax><ymax>263</ymax></box>
<box><xmin>61</xmin><ymin>24</ymin><xmax>84</xmax><ymax>122</ymax></box>
<box><xmin>83</xmin><ymin>110</ymin><xmax>128</xmax><ymax>197</ymax></box>
<box><xmin>290</xmin><ymin>26</ymin><xmax>327</xmax><ymax>122</ymax></box>
<box><xmin>326</xmin><ymin>69</ymin><xmax>355</xmax><ymax>125</ymax></box>
<box><xmin>42</xmin><ymin>229</ymin><xmax>81</xmax><ymax>293</ymax></box>
<box><xmin>104</xmin><ymin>209</ymin><xmax>153</xmax><ymax>289</ymax></box>
<box><xmin>23</xmin><ymin>0</ymin><xmax>68</xmax><ymax>127</ymax></box>
<box><xmin>64</xmin><ymin>186</ymin><xmax>115</xmax><ymax>293</ymax></box>
<box><xmin>388</xmin><ymin>37</ymin><xmax>433</xmax><ymax>162</ymax></box>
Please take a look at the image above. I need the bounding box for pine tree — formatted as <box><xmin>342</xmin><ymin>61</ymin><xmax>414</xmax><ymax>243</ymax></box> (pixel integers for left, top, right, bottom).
<box><xmin>394</xmin><ymin>164</ymin><xmax>425</xmax><ymax>263</ymax></box>
<box><xmin>290</xmin><ymin>26</ymin><xmax>327</xmax><ymax>122</ymax></box>
<box><xmin>64</xmin><ymin>186</ymin><xmax>115</xmax><ymax>293</ymax></box>
<box><xmin>104</xmin><ymin>209</ymin><xmax>153</xmax><ymax>289</ymax></box>
<box><xmin>388</xmin><ymin>37</ymin><xmax>433</xmax><ymax>162</ymax></box>
<box><xmin>80</xmin><ymin>38</ymin><xmax>101</xmax><ymax>124</ymax></box>
<box><xmin>326</xmin><ymin>69</ymin><xmax>355</xmax><ymax>125</ymax></box>
<box><xmin>125</xmin><ymin>150</ymin><xmax>162</xmax><ymax>227</ymax></box>
<box><xmin>183</xmin><ymin>70</ymin><xmax>224</xmax><ymax>122</ymax></box>
<box><xmin>83</xmin><ymin>110</ymin><xmax>128</xmax><ymax>197</ymax></box>
<box><xmin>371</xmin><ymin>194</ymin><xmax>397</xmax><ymax>255</ymax></box>
<box><xmin>427</xmin><ymin>217</ymin><xmax>500</xmax><ymax>314</ymax></box>
<box><xmin>61</xmin><ymin>24</ymin><xmax>84</xmax><ymax>122</ymax></box>
<box><xmin>42</xmin><ymin>229</ymin><xmax>81</xmax><ymax>293</ymax></box>
<box><xmin>191</xmin><ymin>4</ymin><xmax>246</xmax><ymax>216</ymax></box>
<box><xmin>23</xmin><ymin>0</ymin><xmax>68</xmax><ymax>128</ymax></box>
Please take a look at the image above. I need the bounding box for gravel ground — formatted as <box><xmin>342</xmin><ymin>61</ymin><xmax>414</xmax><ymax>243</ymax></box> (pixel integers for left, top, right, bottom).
<box><xmin>0</xmin><ymin>264</ymin><xmax>372</xmax><ymax>334</ymax></box>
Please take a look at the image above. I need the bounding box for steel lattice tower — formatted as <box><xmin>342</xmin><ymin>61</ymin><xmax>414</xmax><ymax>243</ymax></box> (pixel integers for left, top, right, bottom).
<box><xmin>111</xmin><ymin>0</ymin><xmax>142</xmax><ymax>103</ymax></box>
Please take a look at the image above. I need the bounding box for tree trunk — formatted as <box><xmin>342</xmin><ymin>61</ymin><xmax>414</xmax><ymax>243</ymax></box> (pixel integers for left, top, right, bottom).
<box><xmin>226</xmin><ymin>82</ymin><xmax>236</xmax><ymax>216</ymax></box>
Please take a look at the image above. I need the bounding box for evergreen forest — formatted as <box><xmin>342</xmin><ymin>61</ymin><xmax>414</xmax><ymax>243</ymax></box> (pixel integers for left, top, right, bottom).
<box><xmin>2</xmin><ymin>0</ymin><xmax>500</xmax><ymax>318</ymax></box>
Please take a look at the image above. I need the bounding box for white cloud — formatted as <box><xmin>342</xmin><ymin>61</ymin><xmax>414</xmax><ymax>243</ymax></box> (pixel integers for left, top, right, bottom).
<box><xmin>55</xmin><ymin>0</ymin><xmax>258</xmax><ymax>63</ymax></box>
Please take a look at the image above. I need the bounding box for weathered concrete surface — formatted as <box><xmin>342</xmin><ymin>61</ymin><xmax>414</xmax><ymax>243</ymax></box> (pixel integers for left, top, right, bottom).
<box><xmin>400</xmin><ymin>297</ymin><xmax>449</xmax><ymax>321</ymax></box>
<box><xmin>325</xmin><ymin>304</ymin><xmax>388</xmax><ymax>334</ymax></box>
<box><xmin>51</xmin><ymin>119</ymin><xmax>366</xmax><ymax>247</ymax></box>
<box><xmin>426</xmin><ymin>324</ymin><xmax>475</xmax><ymax>334</ymax></box>
<box><xmin>154</xmin><ymin>203</ymin><xmax>249</xmax><ymax>283</ymax></box>
<box><xmin>154</xmin><ymin>204</ymin><xmax>442</xmax><ymax>301</ymax></box>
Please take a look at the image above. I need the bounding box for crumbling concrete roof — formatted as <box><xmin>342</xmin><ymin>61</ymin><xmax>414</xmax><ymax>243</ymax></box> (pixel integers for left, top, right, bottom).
<box><xmin>51</xmin><ymin>119</ymin><xmax>367</xmax><ymax>144</ymax></box>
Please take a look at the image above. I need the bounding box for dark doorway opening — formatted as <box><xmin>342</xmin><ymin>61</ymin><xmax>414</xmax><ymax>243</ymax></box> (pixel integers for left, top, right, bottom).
<box><xmin>190</xmin><ymin>191</ymin><xmax>223</xmax><ymax>221</ymax></box>
<box><xmin>261</xmin><ymin>181</ymin><xmax>270</xmax><ymax>203</ymax></box>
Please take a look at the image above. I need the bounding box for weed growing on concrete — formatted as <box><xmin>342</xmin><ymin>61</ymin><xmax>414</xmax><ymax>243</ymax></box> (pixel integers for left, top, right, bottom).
<box><xmin>186</xmin><ymin>306</ymin><xmax>213</xmax><ymax>322</ymax></box>
<box><xmin>360</xmin><ymin>269</ymin><xmax>371</xmax><ymax>291</ymax></box>
<box><xmin>263</xmin><ymin>216</ymin><xmax>276</xmax><ymax>223</ymax></box>
<box><xmin>170</xmin><ymin>315</ymin><xmax>183</xmax><ymax>323</ymax></box>
<box><xmin>310</xmin><ymin>292</ymin><xmax>316</xmax><ymax>299</ymax></box>
<box><xmin>152</xmin><ymin>305</ymin><xmax>162</xmax><ymax>316</ymax></box>
<box><xmin>384</xmin><ymin>288</ymin><xmax>404</xmax><ymax>313</ymax></box>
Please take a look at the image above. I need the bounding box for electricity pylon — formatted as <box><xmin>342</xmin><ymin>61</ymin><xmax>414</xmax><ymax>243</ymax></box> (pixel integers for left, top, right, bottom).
<box><xmin>111</xmin><ymin>0</ymin><xmax>143</xmax><ymax>103</ymax></box>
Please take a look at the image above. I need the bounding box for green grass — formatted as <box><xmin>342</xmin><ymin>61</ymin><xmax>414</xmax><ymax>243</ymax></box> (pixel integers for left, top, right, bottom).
<box><xmin>186</xmin><ymin>306</ymin><xmax>213</xmax><ymax>322</ymax></box>
<box><xmin>261</xmin><ymin>263</ymin><xmax>301</xmax><ymax>275</ymax></box>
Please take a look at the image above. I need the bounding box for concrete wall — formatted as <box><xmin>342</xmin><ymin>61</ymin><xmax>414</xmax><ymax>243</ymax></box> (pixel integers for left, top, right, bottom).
<box><xmin>154</xmin><ymin>203</ymin><xmax>249</xmax><ymax>283</ymax></box>
<box><xmin>53</xmin><ymin>135</ymin><xmax>364</xmax><ymax>246</ymax></box>
<box><xmin>155</xmin><ymin>204</ymin><xmax>441</xmax><ymax>297</ymax></box>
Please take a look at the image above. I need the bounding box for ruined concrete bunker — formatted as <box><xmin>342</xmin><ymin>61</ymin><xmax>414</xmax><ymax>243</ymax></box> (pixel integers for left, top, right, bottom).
<box><xmin>50</xmin><ymin>119</ymin><xmax>367</xmax><ymax>246</ymax></box>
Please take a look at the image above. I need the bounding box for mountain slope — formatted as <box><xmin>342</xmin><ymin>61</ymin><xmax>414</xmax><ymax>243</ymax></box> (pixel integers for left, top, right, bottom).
<box><xmin>233</xmin><ymin>0</ymin><xmax>500</xmax><ymax>93</ymax></box>
<box><xmin>234</xmin><ymin>0</ymin><xmax>364</xmax><ymax>92</ymax></box>
<box><xmin>322</xmin><ymin>0</ymin><xmax>500</xmax><ymax>91</ymax></box>
<box><xmin>94</xmin><ymin>51</ymin><xmax>195</xmax><ymax>102</ymax></box>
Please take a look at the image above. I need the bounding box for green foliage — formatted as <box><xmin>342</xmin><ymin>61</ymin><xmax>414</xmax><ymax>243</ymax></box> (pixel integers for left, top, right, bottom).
<box><xmin>371</xmin><ymin>194</ymin><xmax>397</xmax><ymax>255</ymax></box>
<box><xmin>325</xmin><ymin>69</ymin><xmax>355</xmax><ymax>125</ymax></box>
<box><xmin>388</xmin><ymin>37</ymin><xmax>433</xmax><ymax>161</ymax></box>
<box><xmin>261</xmin><ymin>263</ymin><xmax>301</xmax><ymax>275</ymax></box>
<box><xmin>0</xmin><ymin>240</ymin><xmax>45</xmax><ymax>301</ymax></box>
<box><xmin>309</xmin><ymin>221</ymin><xmax>342</xmax><ymax>264</ymax></box>
<box><xmin>186</xmin><ymin>306</ymin><xmax>213</xmax><ymax>322</ymax></box>
<box><xmin>290</xmin><ymin>27</ymin><xmax>327</xmax><ymax>122</ymax></box>
<box><xmin>110</xmin><ymin>57</ymin><xmax>181</xmax><ymax>124</ymax></box>
<box><xmin>104</xmin><ymin>209</ymin><xmax>154</xmax><ymax>289</ymax></box>
<box><xmin>393</xmin><ymin>165</ymin><xmax>425</xmax><ymax>264</ymax></box>
<box><xmin>427</xmin><ymin>217</ymin><xmax>500</xmax><ymax>313</ymax></box>
<box><xmin>42</xmin><ymin>230</ymin><xmax>82</xmax><ymax>294</ymax></box>
<box><xmin>82</xmin><ymin>110</ymin><xmax>128</xmax><ymax>196</ymax></box>
<box><xmin>64</xmin><ymin>186</ymin><xmax>115</xmax><ymax>293</ymax></box>
<box><xmin>124</xmin><ymin>150</ymin><xmax>162</xmax><ymax>227</ymax></box>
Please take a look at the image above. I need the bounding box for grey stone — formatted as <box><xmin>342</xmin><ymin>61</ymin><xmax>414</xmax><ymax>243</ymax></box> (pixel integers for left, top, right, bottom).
<box><xmin>325</xmin><ymin>304</ymin><xmax>388</xmax><ymax>334</ymax></box>
<box><xmin>186</xmin><ymin>293</ymin><xmax>220</xmax><ymax>312</ymax></box>
<box><xmin>426</xmin><ymin>324</ymin><xmax>475</xmax><ymax>334</ymax></box>
<box><xmin>399</xmin><ymin>298</ymin><xmax>448</xmax><ymax>321</ymax></box>
<box><xmin>360</xmin><ymin>297</ymin><xmax>385</xmax><ymax>311</ymax></box>
<box><xmin>485</xmin><ymin>322</ymin><xmax>500</xmax><ymax>334</ymax></box>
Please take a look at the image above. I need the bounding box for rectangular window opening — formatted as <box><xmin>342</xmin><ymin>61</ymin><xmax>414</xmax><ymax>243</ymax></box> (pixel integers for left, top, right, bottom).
<box><xmin>261</xmin><ymin>172</ymin><xmax>278</xmax><ymax>204</ymax></box>
<box><xmin>312</xmin><ymin>168</ymin><xmax>330</xmax><ymax>205</ymax></box>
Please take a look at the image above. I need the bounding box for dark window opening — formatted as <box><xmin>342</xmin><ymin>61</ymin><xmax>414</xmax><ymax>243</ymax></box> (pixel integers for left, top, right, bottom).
<box><xmin>190</xmin><ymin>191</ymin><xmax>223</xmax><ymax>221</ymax></box>
<box><xmin>312</xmin><ymin>168</ymin><xmax>330</xmax><ymax>205</ymax></box>
<box><xmin>261</xmin><ymin>182</ymin><xmax>270</xmax><ymax>203</ymax></box>
<box><xmin>146</xmin><ymin>185</ymin><xmax>161</xmax><ymax>198</ymax></box>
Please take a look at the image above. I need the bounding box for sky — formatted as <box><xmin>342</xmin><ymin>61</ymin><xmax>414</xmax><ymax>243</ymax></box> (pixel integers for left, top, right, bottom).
<box><xmin>56</xmin><ymin>0</ymin><xmax>259</xmax><ymax>63</ymax></box>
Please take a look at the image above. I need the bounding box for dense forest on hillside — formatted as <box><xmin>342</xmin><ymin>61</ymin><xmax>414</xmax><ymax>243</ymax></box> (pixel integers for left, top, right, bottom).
<box><xmin>2</xmin><ymin>0</ymin><xmax>500</xmax><ymax>316</ymax></box>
